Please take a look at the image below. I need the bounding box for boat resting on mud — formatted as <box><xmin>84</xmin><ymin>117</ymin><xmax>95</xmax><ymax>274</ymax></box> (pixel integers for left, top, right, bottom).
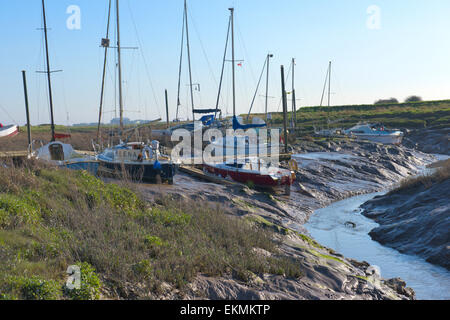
<box><xmin>203</xmin><ymin>157</ymin><xmax>296</xmax><ymax>194</ymax></box>
<box><xmin>0</xmin><ymin>124</ymin><xmax>19</xmax><ymax>138</ymax></box>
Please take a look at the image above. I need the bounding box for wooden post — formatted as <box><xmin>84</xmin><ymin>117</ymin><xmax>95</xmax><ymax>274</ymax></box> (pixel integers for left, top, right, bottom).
<box><xmin>281</xmin><ymin>65</ymin><xmax>289</xmax><ymax>154</ymax></box>
<box><xmin>22</xmin><ymin>71</ymin><xmax>32</xmax><ymax>149</ymax></box>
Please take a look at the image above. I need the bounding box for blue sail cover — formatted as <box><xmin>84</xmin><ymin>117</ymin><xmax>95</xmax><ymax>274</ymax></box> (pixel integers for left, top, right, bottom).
<box><xmin>232</xmin><ymin>116</ymin><xmax>266</xmax><ymax>130</ymax></box>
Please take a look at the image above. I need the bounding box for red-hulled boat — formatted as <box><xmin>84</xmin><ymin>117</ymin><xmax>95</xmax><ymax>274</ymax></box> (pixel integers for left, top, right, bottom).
<box><xmin>203</xmin><ymin>158</ymin><xmax>295</xmax><ymax>194</ymax></box>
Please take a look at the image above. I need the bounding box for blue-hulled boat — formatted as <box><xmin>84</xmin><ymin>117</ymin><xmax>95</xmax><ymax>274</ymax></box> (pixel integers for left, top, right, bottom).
<box><xmin>97</xmin><ymin>141</ymin><xmax>176</xmax><ymax>184</ymax></box>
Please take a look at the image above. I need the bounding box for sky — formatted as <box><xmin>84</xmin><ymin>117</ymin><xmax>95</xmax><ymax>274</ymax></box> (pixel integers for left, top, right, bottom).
<box><xmin>1</xmin><ymin>0</ymin><xmax>449</xmax><ymax>126</ymax></box>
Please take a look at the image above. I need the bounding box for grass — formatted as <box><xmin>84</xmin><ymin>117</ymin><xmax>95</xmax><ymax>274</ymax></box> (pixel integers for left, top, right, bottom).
<box><xmin>0</xmin><ymin>161</ymin><xmax>303</xmax><ymax>299</ymax></box>
<box><xmin>391</xmin><ymin>159</ymin><xmax>450</xmax><ymax>193</ymax></box>
<box><xmin>248</xmin><ymin>99</ymin><xmax>450</xmax><ymax>135</ymax></box>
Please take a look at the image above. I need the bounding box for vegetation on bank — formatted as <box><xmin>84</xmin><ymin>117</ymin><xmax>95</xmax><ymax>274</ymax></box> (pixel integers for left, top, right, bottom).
<box><xmin>259</xmin><ymin>99</ymin><xmax>450</xmax><ymax>134</ymax></box>
<box><xmin>391</xmin><ymin>159</ymin><xmax>450</xmax><ymax>193</ymax></box>
<box><xmin>0</xmin><ymin>161</ymin><xmax>302</xmax><ymax>300</ymax></box>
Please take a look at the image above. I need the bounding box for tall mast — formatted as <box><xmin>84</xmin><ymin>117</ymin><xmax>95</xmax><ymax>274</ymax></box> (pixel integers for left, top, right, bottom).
<box><xmin>328</xmin><ymin>61</ymin><xmax>331</xmax><ymax>107</ymax></box>
<box><xmin>175</xmin><ymin>6</ymin><xmax>185</xmax><ymax>122</ymax></box>
<box><xmin>265</xmin><ymin>53</ymin><xmax>273</xmax><ymax>122</ymax></box>
<box><xmin>229</xmin><ymin>8</ymin><xmax>235</xmax><ymax>118</ymax></box>
<box><xmin>215</xmin><ymin>16</ymin><xmax>231</xmax><ymax>120</ymax></box>
<box><xmin>41</xmin><ymin>0</ymin><xmax>56</xmax><ymax>141</ymax></box>
<box><xmin>184</xmin><ymin>0</ymin><xmax>195</xmax><ymax>123</ymax></box>
<box><xmin>97</xmin><ymin>0</ymin><xmax>112</xmax><ymax>144</ymax></box>
<box><xmin>291</xmin><ymin>58</ymin><xmax>297</xmax><ymax>129</ymax></box>
<box><xmin>116</xmin><ymin>0</ymin><xmax>124</xmax><ymax>137</ymax></box>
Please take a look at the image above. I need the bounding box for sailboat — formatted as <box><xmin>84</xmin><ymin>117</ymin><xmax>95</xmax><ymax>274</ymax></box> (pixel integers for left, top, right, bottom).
<box><xmin>202</xmin><ymin>8</ymin><xmax>295</xmax><ymax>193</ymax></box>
<box><xmin>0</xmin><ymin>124</ymin><xmax>19</xmax><ymax>138</ymax></box>
<box><xmin>31</xmin><ymin>0</ymin><xmax>98</xmax><ymax>175</ymax></box>
<box><xmin>96</xmin><ymin>0</ymin><xmax>176</xmax><ymax>184</ymax></box>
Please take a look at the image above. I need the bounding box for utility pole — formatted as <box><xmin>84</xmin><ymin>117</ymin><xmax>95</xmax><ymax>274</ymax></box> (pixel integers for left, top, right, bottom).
<box><xmin>22</xmin><ymin>71</ymin><xmax>32</xmax><ymax>149</ymax></box>
<box><xmin>281</xmin><ymin>65</ymin><xmax>289</xmax><ymax>154</ymax></box>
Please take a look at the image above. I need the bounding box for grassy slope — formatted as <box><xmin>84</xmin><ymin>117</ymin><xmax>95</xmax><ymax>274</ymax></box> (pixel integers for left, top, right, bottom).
<box><xmin>251</xmin><ymin>99</ymin><xmax>450</xmax><ymax>134</ymax></box>
<box><xmin>0</xmin><ymin>162</ymin><xmax>302</xmax><ymax>300</ymax></box>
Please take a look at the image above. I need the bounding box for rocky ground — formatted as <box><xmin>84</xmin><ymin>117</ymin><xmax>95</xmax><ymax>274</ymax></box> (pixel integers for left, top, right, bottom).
<box><xmin>136</xmin><ymin>139</ymin><xmax>436</xmax><ymax>300</ymax></box>
<box><xmin>361</xmin><ymin>166</ymin><xmax>449</xmax><ymax>270</ymax></box>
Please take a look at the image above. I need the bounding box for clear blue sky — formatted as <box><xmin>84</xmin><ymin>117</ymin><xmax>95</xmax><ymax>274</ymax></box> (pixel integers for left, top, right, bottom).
<box><xmin>1</xmin><ymin>0</ymin><xmax>449</xmax><ymax>125</ymax></box>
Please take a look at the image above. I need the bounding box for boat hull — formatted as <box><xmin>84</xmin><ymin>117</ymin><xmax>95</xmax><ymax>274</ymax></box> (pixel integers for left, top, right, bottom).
<box><xmin>98</xmin><ymin>160</ymin><xmax>176</xmax><ymax>184</ymax></box>
<box><xmin>203</xmin><ymin>163</ymin><xmax>293</xmax><ymax>187</ymax></box>
<box><xmin>352</xmin><ymin>134</ymin><xmax>403</xmax><ymax>145</ymax></box>
<box><xmin>0</xmin><ymin>125</ymin><xmax>19</xmax><ymax>138</ymax></box>
<box><xmin>65</xmin><ymin>160</ymin><xmax>99</xmax><ymax>175</ymax></box>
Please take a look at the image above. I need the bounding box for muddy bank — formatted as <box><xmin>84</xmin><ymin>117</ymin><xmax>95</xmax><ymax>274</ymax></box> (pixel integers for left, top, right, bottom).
<box><xmin>361</xmin><ymin>175</ymin><xmax>450</xmax><ymax>270</ymax></box>
<box><xmin>402</xmin><ymin>127</ymin><xmax>449</xmax><ymax>155</ymax></box>
<box><xmin>136</xmin><ymin>140</ymin><xmax>435</xmax><ymax>300</ymax></box>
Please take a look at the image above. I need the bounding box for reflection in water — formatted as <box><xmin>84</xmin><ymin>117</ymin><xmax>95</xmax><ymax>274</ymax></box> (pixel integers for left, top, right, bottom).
<box><xmin>305</xmin><ymin>192</ymin><xmax>450</xmax><ymax>300</ymax></box>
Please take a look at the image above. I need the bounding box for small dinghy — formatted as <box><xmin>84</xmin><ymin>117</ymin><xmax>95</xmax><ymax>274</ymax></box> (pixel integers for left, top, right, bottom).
<box><xmin>0</xmin><ymin>124</ymin><xmax>19</xmax><ymax>138</ymax></box>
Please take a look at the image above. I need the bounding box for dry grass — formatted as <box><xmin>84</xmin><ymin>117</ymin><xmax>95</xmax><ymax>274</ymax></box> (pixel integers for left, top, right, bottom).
<box><xmin>392</xmin><ymin>159</ymin><xmax>450</xmax><ymax>193</ymax></box>
<box><xmin>0</xmin><ymin>161</ymin><xmax>302</xmax><ymax>299</ymax></box>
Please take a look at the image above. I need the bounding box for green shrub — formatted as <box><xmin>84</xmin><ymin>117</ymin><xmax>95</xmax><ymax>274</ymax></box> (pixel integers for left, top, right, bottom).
<box><xmin>132</xmin><ymin>259</ymin><xmax>153</xmax><ymax>279</ymax></box>
<box><xmin>4</xmin><ymin>276</ymin><xmax>61</xmax><ymax>300</ymax></box>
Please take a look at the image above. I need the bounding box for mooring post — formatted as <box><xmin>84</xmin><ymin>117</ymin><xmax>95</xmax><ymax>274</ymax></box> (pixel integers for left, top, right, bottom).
<box><xmin>21</xmin><ymin>70</ymin><xmax>32</xmax><ymax>150</ymax></box>
<box><xmin>281</xmin><ymin>65</ymin><xmax>289</xmax><ymax>154</ymax></box>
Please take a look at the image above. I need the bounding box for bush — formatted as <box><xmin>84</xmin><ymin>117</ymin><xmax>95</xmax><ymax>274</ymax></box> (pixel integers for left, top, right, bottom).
<box><xmin>405</xmin><ymin>95</ymin><xmax>423</xmax><ymax>102</ymax></box>
<box><xmin>375</xmin><ymin>98</ymin><xmax>399</xmax><ymax>105</ymax></box>
<box><xmin>4</xmin><ymin>276</ymin><xmax>61</xmax><ymax>300</ymax></box>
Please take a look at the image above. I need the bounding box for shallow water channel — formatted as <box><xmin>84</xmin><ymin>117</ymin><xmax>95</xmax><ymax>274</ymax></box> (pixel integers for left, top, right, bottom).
<box><xmin>305</xmin><ymin>192</ymin><xmax>450</xmax><ymax>300</ymax></box>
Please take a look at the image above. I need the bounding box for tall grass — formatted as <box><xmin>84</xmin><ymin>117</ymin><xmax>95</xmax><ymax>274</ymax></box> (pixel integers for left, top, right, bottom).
<box><xmin>0</xmin><ymin>161</ymin><xmax>302</xmax><ymax>299</ymax></box>
<box><xmin>391</xmin><ymin>159</ymin><xmax>450</xmax><ymax>193</ymax></box>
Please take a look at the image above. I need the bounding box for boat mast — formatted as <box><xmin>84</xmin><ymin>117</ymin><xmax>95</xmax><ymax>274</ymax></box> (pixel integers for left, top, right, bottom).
<box><xmin>291</xmin><ymin>58</ymin><xmax>297</xmax><ymax>130</ymax></box>
<box><xmin>175</xmin><ymin>6</ymin><xmax>185</xmax><ymax>122</ymax></box>
<box><xmin>229</xmin><ymin>8</ymin><xmax>237</xmax><ymax>165</ymax></box>
<box><xmin>184</xmin><ymin>0</ymin><xmax>195</xmax><ymax>123</ymax></box>
<box><xmin>328</xmin><ymin>60</ymin><xmax>331</xmax><ymax>107</ymax></box>
<box><xmin>116</xmin><ymin>0</ymin><xmax>124</xmax><ymax>138</ymax></box>
<box><xmin>265</xmin><ymin>53</ymin><xmax>273</xmax><ymax>122</ymax></box>
<box><xmin>230</xmin><ymin>8</ymin><xmax>235</xmax><ymax>118</ymax></box>
<box><xmin>97</xmin><ymin>0</ymin><xmax>112</xmax><ymax>144</ymax></box>
<box><xmin>41</xmin><ymin>0</ymin><xmax>56</xmax><ymax>141</ymax></box>
<box><xmin>215</xmin><ymin>16</ymin><xmax>231</xmax><ymax>120</ymax></box>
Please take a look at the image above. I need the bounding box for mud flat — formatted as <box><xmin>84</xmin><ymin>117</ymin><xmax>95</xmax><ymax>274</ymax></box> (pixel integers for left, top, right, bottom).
<box><xmin>138</xmin><ymin>140</ymin><xmax>436</xmax><ymax>300</ymax></box>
